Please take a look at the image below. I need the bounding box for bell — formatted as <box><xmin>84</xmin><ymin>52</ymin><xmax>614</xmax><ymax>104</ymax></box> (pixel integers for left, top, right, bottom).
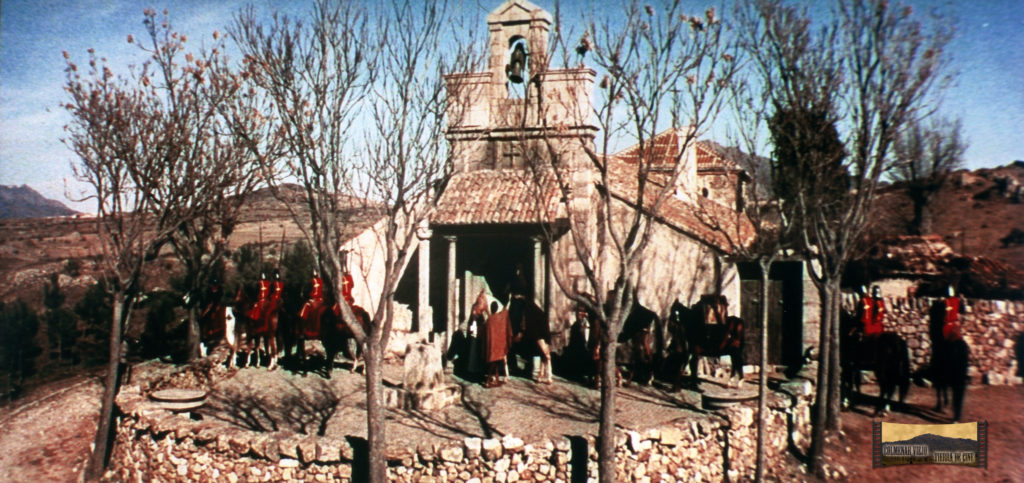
<box><xmin>505</xmin><ymin>43</ymin><xmax>527</xmax><ymax>84</ymax></box>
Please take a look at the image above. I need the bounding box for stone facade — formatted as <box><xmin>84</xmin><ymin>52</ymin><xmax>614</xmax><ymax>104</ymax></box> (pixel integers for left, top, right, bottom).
<box><xmin>841</xmin><ymin>294</ymin><xmax>1023</xmax><ymax>385</ymax></box>
<box><xmin>107</xmin><ymin>374</ymin><xmax>816</xmax><ymax>482</ymax></box>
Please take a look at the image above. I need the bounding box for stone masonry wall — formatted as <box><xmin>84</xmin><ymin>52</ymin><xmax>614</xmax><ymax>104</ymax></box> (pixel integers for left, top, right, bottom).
<box><xmin>842</xmin><ymin>295</ymin><xmax>1023</xmax><ymax>385</ymax></box>
<box><xmin>107</xmin><ymin>380</ymin><xmax>815</xmax><ymax>482</ymax></box>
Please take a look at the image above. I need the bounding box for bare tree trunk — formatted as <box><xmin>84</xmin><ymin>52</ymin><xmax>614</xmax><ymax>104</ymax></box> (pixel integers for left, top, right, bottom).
<box><xmin>597</xmin><ymin>336</ymin><xmax>618</xmax><ymax>483</ymax></box>
<box><xmin>364</xmin><ymin>339</ymin><xmax>387</xmax><ymax>483</ymax></box>
<box><xmin>810</xmin><ymin>282</ymin><xmax>832</xmax><ymax>477</ymax></box>
<box><xmin>186</xmin><ymin>306</ymin><xmax>201</xmax><ymax>361</ymax></box>
<box><xmin>910</xmin><ymin>191</ymin><xmax>934</xmax><ymax>235</ymax></box>
<box><xmin>755</xmin><ymin>262</ymin><xmax>770</xmax><ymax>482</ymax></box>
<box><xmin>826</xmin><ymin>280</ymin><xmax>842</xmax><ymax>430</ymax></box>
<box><xmin>86</xmin><ymin>292</ymin><xmax>124</xmax><ymax>481</ymax></box>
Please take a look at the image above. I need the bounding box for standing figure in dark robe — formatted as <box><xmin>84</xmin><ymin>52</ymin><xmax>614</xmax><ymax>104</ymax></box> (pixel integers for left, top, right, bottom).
<box><xmin>199</xmin><ymin>277</ymin><xmax>225</xmax><ymax>353</ymax></box>
<box><xmin>467</xmin><ymin>291</ymin><xmax>487</xmax><ymax>378</ymax></box>
<box><xmin>507</xmin><ymin>263</ymin><xmax>529</xmax><ymax>335</ymax></box>
<box><xmin>483</xmin><ymin>301</ymin><xmax>511</xmax><ymax>388</ymax></box>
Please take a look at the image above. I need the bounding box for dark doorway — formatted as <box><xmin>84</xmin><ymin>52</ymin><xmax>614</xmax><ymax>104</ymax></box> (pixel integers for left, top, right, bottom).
<box><xmin>457</xmin><ymin>234</ymin><xmax>534</xmax><ymax>305</ymax></box>
<box><xmin>739</xmin><ymin>261</ymin><xmax>805</xmax><ymax>367</ymax></box>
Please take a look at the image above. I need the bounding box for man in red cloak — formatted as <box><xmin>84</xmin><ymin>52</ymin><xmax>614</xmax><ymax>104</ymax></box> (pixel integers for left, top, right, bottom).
<box><xmin>859</xmin><ymin>285</ymin><xmax>885</xmax><ymax>338</ymax></box>
<box><xmin>248</xmin><ymin>272</ymin><xmax>271</xmax><ymax>324</ymax></box>
<box><xmin>942</xmin><ymin>286</ymin><xmax>965</xmax><ymax>341</ymax></box>
<box><xmin>483</xmin><ymin>301</ymin><xmax>511</xmax><ymax>388</ymax></box>
<box><xmin>300</xmin><ymin>270</ymin><xmax>326</xmax><ymax>338</ymax></box>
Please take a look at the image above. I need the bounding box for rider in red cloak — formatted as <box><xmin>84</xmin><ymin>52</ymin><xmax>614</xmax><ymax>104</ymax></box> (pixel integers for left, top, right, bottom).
<box><xmin>300</xmin><ymin>270</ymin><xmax>326</xmax><ymax>337</ymax></box>
<box><xmin>268</xmin><ymin>270</ymin><xmax>284</xmax><ymax>320</ymax></box>
<box><xmin>859</xmin><ymin>286</ymin><xmax>885</xmax><ymax>338</ymax></box>
<box><xmin>942</xmin><ymin>286</ymin><xmax>966</xmax><ymax>341</ymax></box>
<box><xmin>248</xmin><ymin>272</ymin><xmax>271</xmax><ymax>323</ymax></box>
<box><xmin>332</xmin><ymin>250</ymin><xmax>357</xmax><ymax>316</ymax></box>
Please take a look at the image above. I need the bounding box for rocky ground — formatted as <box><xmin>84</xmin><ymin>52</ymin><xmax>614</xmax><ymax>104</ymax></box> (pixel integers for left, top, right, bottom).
<box><xmin>0</xmin><ymin>356</ymin><xmax>1021</xmax><ymax>482</ymax></box>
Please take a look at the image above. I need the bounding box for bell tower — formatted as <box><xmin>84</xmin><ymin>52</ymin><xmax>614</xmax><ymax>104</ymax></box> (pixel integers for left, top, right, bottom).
<box><xmin>486</xmin><ymin>0</ymin><xmax>551</xmax><ymax>96</ymax></box>
<box><xmin>444</xmin><ymin>0</ymin><xmax>597</xmax><ymax>174</ymax></box>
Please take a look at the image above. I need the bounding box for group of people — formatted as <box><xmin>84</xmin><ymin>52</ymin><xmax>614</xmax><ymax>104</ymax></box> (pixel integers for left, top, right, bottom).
<box><xmin>853</xmin><ymin>284</ymin><xmax>965</xmax><ymax>344</ymax></box>
<box><xmin>199</xmin><ymin>259</ymin><xmax>358</xmax><ymax>343</ymax></box>
<box><xmin>296</xmin><ymin>269</ymin><xmax>355</xmax><ymax>339</ymax></box>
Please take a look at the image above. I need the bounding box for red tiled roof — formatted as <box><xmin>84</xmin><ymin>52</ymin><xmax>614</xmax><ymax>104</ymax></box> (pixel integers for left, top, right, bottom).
<box><xmin>604</xmin><ymin>153</ymin><xmax>755</xmax><ymax>253</ymax></box>
<box><xmin>695</xmin><ymin>140</ymin><xmax>742</xmax><ymax>170</ymax></box>
<box><xmin>432</xmin><ymin>129</ymin><xmax>754</xmax><ymax>252</ymax></box>
<box><xmin>432</xmin><ymin>169</ymin><xmax>564</xmax><ymax>225</ymax></box>
<box><xmin>613</xmin><ymin>129</ymin><xmax>685</xmax><ymax>168</ymax></box>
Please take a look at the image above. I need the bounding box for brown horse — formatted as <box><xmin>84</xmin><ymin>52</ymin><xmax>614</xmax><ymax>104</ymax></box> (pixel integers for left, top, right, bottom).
<box><xmin>508</xmin><ymin>298</ymin><xmax>552</xmax><ymax>384</ymax></box>
<box><xmin>298</xmin><ymin>300</ymin><xmax>370</xmax><ymax>378</ymax></box>
<box><xmin>575</xmin><ymin>300</ymin><xmax>657</xmax><ymax>388</ymax></box>
<box><xmin>665</xmin><ymin>296</ymin><xmax>745</xmax><ymax>390</ymax></box>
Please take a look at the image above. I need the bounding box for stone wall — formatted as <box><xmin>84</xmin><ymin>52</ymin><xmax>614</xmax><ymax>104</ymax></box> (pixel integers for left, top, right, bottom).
<box><xmin>107</xmin><ymin>380</ymin><xmax>815</xmax><ymax>482</ymax></box>
<box><xmin>842</xmin><ymin>295</ymin><xmax>1023</xmax><ymax>385</ymax></box>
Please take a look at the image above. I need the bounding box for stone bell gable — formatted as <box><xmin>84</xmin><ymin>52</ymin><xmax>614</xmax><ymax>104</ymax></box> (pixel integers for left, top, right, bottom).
<box><xmin>444</xmin><ymin>0</ymin><xmax>597</xmax><ymax>174</ymax></box>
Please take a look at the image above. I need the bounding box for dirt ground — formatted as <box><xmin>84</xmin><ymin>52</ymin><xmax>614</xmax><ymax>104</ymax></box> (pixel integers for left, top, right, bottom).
<box><xmin>827</xmin><ymin>382</ymin><xmax>1024</xmax><ymax>482</ymax></box>
<box><xmin>0</xmin><ymin>358</ymin><xmax>1021</xmax><ymax>482</ymax></box>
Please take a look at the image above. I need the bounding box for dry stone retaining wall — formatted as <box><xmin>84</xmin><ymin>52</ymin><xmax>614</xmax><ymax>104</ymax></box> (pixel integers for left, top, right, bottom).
<box><xmin>842</xmin><ymin>295</ymin><xmax>1023</xmax><ymax>385</ymax></box>
<box><xmin>108</xmin><ymin>380</ymin><xmax>814</xmax><ymax>482</ymax></box>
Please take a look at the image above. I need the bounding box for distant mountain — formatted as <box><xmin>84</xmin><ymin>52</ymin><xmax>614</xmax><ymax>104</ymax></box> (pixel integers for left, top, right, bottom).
<box><xmin>889</xmin><ymin>433</ymin><xmax>979</xmax><ymax>453</ymax></box>
<box><xmin>0</xmin><ymin>185</ymin><xmax>78</xmax><ymax>219</ymax></box>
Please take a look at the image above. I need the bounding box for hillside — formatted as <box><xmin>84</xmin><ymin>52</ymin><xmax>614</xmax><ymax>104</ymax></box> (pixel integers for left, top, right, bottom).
<box><xmin>0</xmin><ymin>185</ymin><xmax>78</xmax><ymax>219</ymax></box>
<box><xmin>865</xmin><ymin>162</ymin><xmax>1024</xmax><ymax>279</ymax></box>
<box><xmin>0</xmin><ymin>185</ymin><xmax>381</xmax><ymax>306</ymax></box>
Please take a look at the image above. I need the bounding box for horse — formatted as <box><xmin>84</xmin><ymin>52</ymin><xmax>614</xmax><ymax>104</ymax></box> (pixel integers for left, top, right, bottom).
<box><xmin>566</xmin><ymin>297</ymin><xmax>657</xmax><ymax>388</ymax></box>
<box><xmin>508</xmin><ymin>298</ymin><xmax>553</xmax><ymax>384</ymax></box>
<box><xmin>231</xmin><ymin>286</ymin><xmax>280</xmax><ymax>370</ymax></box>
<box><xmin>614</xmin><ymin>302</ymin><xmax>658</xmax><ymax>386</ymax></box>
<box><xmin>840</xmin><ymin>310</ymin><xmax>911</xmax><ymax>416</ymax></box>
<box><xmin>928</xmin><ymin>300</ymin><xmax>971</xmax><ymax>421</ymax></box>
<box><xmin>297</xmin><ymin>298</ymin><xmax>370</xmax><ymax>379</ymax></box>
<box><xmin>665</xmin><ymin>296</ymin><xmax>745</xmax><ymax>390</ymax></box>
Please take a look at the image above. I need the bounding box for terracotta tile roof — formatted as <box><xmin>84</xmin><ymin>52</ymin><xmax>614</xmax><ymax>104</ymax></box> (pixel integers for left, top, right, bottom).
<box><xmin>604</xmin><ymin>153</ymin><xmax>755</xmax><ymax>253</ymax></box>
<box><xmin>613</xmin><ymin>129</ymin><xmax>685</xmax><ymax>169</ymax></box>
<box><xmin>432</xmin><ymin>169</ymin><xmax>564</xmax><ymax>225</ymax></box>
<box><xmin>695</xmin><ymin>140</ymin><xmax>743</xmax><ymax>171</ymax></box>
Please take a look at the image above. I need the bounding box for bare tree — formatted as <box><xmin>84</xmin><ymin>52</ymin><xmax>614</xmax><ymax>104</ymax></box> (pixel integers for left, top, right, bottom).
<box><xmin>693</xmin><ymin>86</ymin><xmax>801</xmax><ymax>481</ymax></box>
<box><xmin>63</xmin><ymin>12</ymin><xmax>183</xmax><ymax>478</ymax></box>
<box><xmin>124</xmin><ymin>13</ymin><xmax>270</xmax><ymax>362</ymax></box>
<box><xmin>737</xmin><ymin>0</ymin><xmax>953</xmax><ymax>475</ymax></box>
<box><xmin>232</xmin><ymin>1</ymin><xmax>480</xmax><ymax>480</ymax></box>
<box><xmin>63</xmin><ymin>9</ymin><xmax>268</xmax><ymax>476</ymax></box>
<box><xmin>519</xmin><ymin>3</ymin><xmax>737</xmax><ymax>480</ymax></box>
<box><xmin>890</xmin><ymin>116</ymin><xmax>966</xmax><ymax>234</ymax></box>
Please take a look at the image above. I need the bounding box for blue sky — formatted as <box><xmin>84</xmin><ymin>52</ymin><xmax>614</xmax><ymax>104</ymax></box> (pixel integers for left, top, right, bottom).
<box><xmin>1</xmin><ymin>0</ymin><xmax>1022</xmax><ymax>212</ymax></box>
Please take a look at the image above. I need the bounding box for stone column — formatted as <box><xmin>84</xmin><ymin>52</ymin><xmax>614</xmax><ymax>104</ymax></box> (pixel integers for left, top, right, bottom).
<box><xmin>446</xmin><ymin>236</ymin><xmax>458</xmax><ymax>351</ymax></box>
<box><xmin>545</xmin><ymin>241</ymin><xmax>554</xmax><ymax>320</ymax></box>
<box><xmin>416</xmin><ymin>221</ymin><xmax>432</xmax><ymax>337</ymax></box>
<box><xmin>532</xmin><ymin>235</ymin><xmax>546</xmax><ymax>380</ymax></box>
<box><xmin>532</xmin><ymin>236</ymin><xmax>544</xmax><ymax>306</ymax></box>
